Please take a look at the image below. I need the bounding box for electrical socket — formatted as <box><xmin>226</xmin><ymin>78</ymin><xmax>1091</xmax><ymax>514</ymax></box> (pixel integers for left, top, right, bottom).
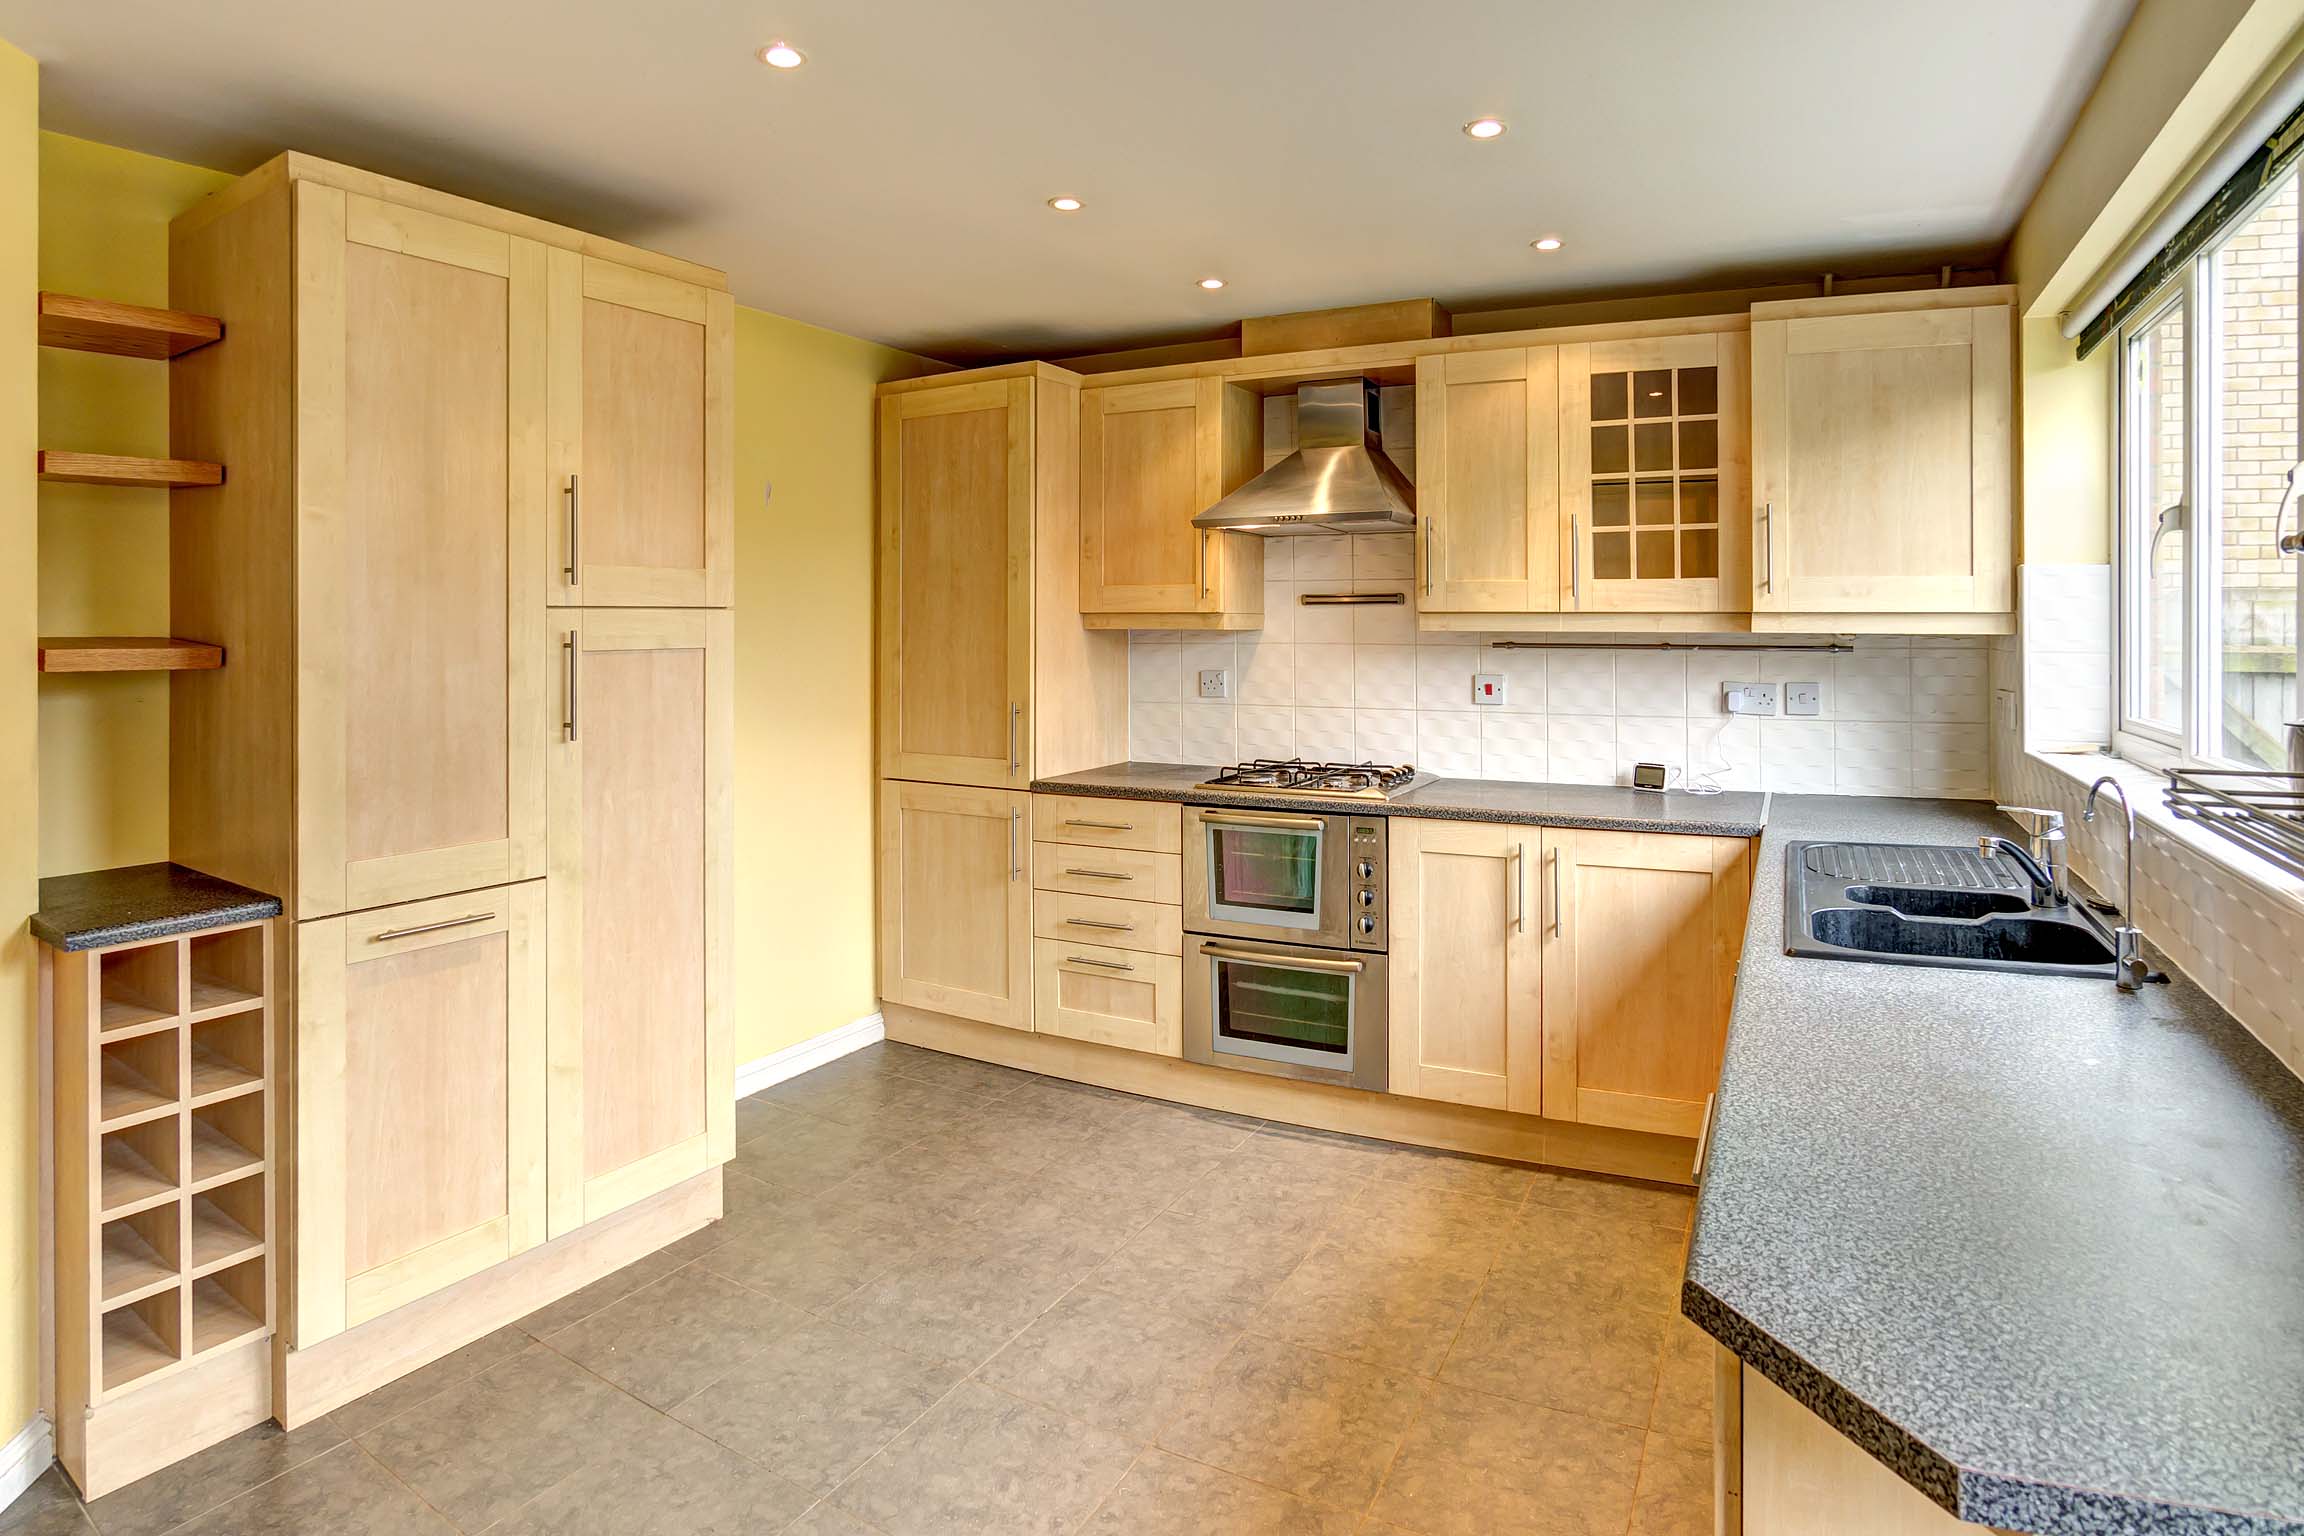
<box><xmin>1785</xmin><ymin>681</ymin><xmax>1823</xmax><ymax>717</ymax></box>
<box><xmin>1196</xmin><ymin>668</ymin><xmax>1230</xmax><ymax>701</ymax></box>
<box><xmin>1724</xmin><ymin>682</ymin><xmax>1778</xmax><ymax>716</ymax></box>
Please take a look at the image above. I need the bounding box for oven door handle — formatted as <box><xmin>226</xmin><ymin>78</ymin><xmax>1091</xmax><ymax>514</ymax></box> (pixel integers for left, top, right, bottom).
<box><xmin>1196</xmin><ymin>942</ymin><xmax>1365</xmax><ymax>975</ymax></box>
<box><xmin>1197</xmin><ymin>811</ymin><xmax>1329</xmax><ymax>832</ymax></box>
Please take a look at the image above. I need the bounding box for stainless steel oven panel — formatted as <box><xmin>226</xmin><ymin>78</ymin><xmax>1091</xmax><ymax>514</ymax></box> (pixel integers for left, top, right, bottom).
<box><xmin>1184</xmin><ymin>805</ymin><xmax>1370</xmax><ymax>948</ymax></box>
<box><xmin>1183</xmin><ymin>935</ymin><xmax>1389</xmax><ymax>1093</ymax></box>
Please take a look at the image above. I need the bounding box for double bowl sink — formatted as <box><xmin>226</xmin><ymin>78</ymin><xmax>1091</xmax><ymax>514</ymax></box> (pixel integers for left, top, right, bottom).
<box><xmin>1785</xmin><ymin>841</ymin><xmax>2120</xmax><ymax>979</ymax></box>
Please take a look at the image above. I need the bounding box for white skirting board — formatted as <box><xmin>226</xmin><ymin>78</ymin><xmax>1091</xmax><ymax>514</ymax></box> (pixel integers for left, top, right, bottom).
<box><xmin>732</xmin><ymin>1012</ymin><xmax>885</xmax><ymax>1101</ymax></box>
<box><xmin>0</xmin><ymin>1415</ymin><xmax>53</xmax><ymax>1512</ymax></box>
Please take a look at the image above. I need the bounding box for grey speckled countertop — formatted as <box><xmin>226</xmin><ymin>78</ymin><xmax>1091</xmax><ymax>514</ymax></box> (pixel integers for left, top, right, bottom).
<box><xmin>1686</xmin><ymin>795</ymin><xmax>2304</xmax><ymax>1536</ymax></box>
<box><xmin>31</xmin><ymin>862</ymin><xmax>281</xmax><ymax>951</ymax></box>
<box><xmin>1031</xmin><ymin>762</ymin><xmax>1768</xmax><ymax>837</ymax></box>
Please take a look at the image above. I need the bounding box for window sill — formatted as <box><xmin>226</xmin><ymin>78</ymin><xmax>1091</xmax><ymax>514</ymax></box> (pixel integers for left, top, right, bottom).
<box><xmin>2027</xmin><ymin>749</ymin><xmax>2304</xmax><ymax>917</ymax></box>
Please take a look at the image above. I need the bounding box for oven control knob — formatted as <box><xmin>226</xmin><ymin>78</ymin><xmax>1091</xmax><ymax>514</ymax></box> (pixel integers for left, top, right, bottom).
<box><xmin>1357</xmin><ymin>860</ymin><xmax>1375</xmax><ymax>880</ymax></box>
<box><xmin>1358</xmin><ymin>914</ymin><xmax>1379</xmax><ymax>935</ymax></box>
<box><xmin>1357</xmin><ymin>888</ymin><xmax>1377</xmax><ymax>908</ymax></box>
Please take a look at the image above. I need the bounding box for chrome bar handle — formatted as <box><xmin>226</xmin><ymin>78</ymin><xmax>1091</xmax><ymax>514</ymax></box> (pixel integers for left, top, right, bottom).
<box><xmin>562</xmin><ymin>632</ymin><xmax>579</xmax><ymax>742</ymax></box>
<box><xmin>1570</xmin><ymin>515</ymin><xmax>1582</xmax><ymax>607</ymax></box>
<box><xmin>372</xmin><ymin>912</ymin><xmax>493</xmax><ymax>943</ymax></box>
<box><xmin>1064</xmin><ymin>954</ymin><xmax>1134</xmax><ymax>972</ymax></box>
<box><xmin>1008</xmin><ymin>704</ymin><xmax>1020</xmax><ymax>777</ymax></box>
<box><xmin>1062</xmin><ymin>819</ymin><xmax>1134</xmax><ymax>831</ymax></box>
<box><xmin>1063</xmin><ymin>917</ymin><xmax>1135</xmax><ymax>932</ymax></box>
<box><xmin>1512</xmin><ymin>842</ymin><xmax>1526</xmax><ymax>931</ymax></box>
<box><xmin>1197</xmin><ymin>811</ymin><xmax>1327</xmax><ymax>832</ymax></box>
<box><xmin>1423</xmin><ymin>515</ymin><xmax>1434</xmax><ymax>596</ymax></box>
<box><xmin>1758</xmin><ymin>502</ymin><xmax>1772</xmax><ymax>594</ymax></box>
<box><xmin>1198</xmin><ymin>531</ymin><xmax>1211</xmax><ymax>598</ymax></box>
<box><xmin>1197</xmin><ymin>941</ymin><xmax>1365</xmax><ymax>975</ymax></box>
<box><xmin>565</xmin><ymin>474</ymin><xmax>581</xmax><ymax>585</ymax></box>
<box><xmin>1063</xmin><ymin>867</ymin><xmax>1133</xmax><ymax>881</ymax></box>
<box><xmin>1549</xmin><ymin>848</ymin><xmax>1562</xmax><ymax>937</ymax></box>
<box><xmin>1009</xmin><ymin>809</ymin><xmax>1020</xmax><ymax>881</ymax></box>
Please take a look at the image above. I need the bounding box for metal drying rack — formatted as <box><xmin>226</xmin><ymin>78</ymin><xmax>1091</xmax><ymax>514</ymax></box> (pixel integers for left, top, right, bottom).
<box><xmin>2162</xmin><ymin>767</ymin><xmax>2304</xmax><ymax>878</ymax></box>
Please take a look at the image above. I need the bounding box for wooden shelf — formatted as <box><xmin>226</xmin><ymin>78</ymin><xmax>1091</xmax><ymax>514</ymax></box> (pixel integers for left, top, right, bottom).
<box><xmin>186</xmin><ymin>1118</ymin><xmax>260</xmax><ymax>1190</ymax></box>
<box><xmin>99</xmin><ymin>1135</ymin><xmax>176</xmax><ymax>1218</ymax></box>
<box><xmin>187</xmin><ymin>1040</ymin><xmax>261</xmax><ymax>1105</ymax></box>
<box><xmin>98</xmin><ymin>996</ymin><xmax>174</xmax><ymax>1037</ymax></box>
<box><xmin>38</xmin><ymin>638</ymin><xmax>224</xmax><ymax>674</ymax></box>
<box><xmin>189</xmin><ymin>1271</ymin><xmax>263</xmax><ymax>1357</ymax></box>
<box><xmin>97</xmin><ymin>1056</ymin><xmax>174</xmax><ymax>1130</ymax></box>
<box><xmin>100</xmin><ymin>1306</ymin><xmax>176</xmax><ymax>1393</ymax></box>
<box><xmin>187</xmin><ymin>1195</ymin><xmax>261</xmax><ymax>1274</ymax></box>
<box><xmin>99</xmin><ymin>1223</ymin><xmax>176</xmax><ymax>1307</ymax></box>
<box><xmin>185</xmin><ymin>973</ymin><xmax>261</xmax><ymax>1021</ymax></box>
<box><xmin>37</xmin><ymin>450</ymin><xmax>223</xmax><ymax>489</ymax></box>
<box><xmin>39</xmin><ymin>292</ymin><xmax>221</xmax><ymax>359</ymax></box>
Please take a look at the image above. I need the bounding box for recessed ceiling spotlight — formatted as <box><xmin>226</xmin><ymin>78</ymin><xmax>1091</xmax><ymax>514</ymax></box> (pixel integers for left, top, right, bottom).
<box><xmin>757</xmin><ymin>40</ymin><xmax>805</xmax><ymax>68</ymax></box>
<box><xmin>1463</xmin><ymin>117</ymin><xmax>1507</xmax><ymax>140</ymax></box>
<box><xmin>1046</xmin><ymin>196</ymin><xmax>1084</xmax><ymax>212</ymax></box>
<box><xmin>1197</xmin><ymin>277</ymin><xmax>1226</xmax><ymax>291</ymax></box>
<box><xmin>1531</xmin><ymin>236</ymin><xmax>1564</xmax><ymax>252</ymax></box>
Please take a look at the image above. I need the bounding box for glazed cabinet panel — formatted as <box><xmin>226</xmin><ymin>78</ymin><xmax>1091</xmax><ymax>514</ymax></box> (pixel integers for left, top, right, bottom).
<box><xmin>546</xmin><ymin>610</ymin><xmax>733</xmax><ymax>1237</ymax></box>
<box><xmin>878</xmin><ymin>780</ymin><xmax>1032</xmax><ymax>1030</ymax></box>
<box><xmin>293</xmin><ymin>186</ymin><xmax>550</xmax><ymax>921</ymax></box>
<box><xmin>292</xmin><ymin>883</ymin><xmax>547</xmax><ymax>1345</ymax></box>
<box><xmin>548</xmin><ymin>253</ymin><xmax>734</xmax><ymax>607</ymax></box>
<box><xmin>1561</xmin><ymin>330</ymin><xmax>1749</xmax><ymax>614</ymax></box>
<box><xmin>1540</xmin><ymin>830</ymin><xmax>1750</xmax><ymax>1137</ymax></box>
<box><xmin>1387</xmin><ymin>819</ymin><xmax>1542</xmax><ymax>1112</ymax></box>
<box><xmin>1751</xmin><ymin>291</ymin><xmax>2013</xmax><ymax>618</ymax></box>
<box><xmin>1078</xmin><ymin>378</ymin><xmax>1262</xmax><ymax>624</ymax></box>
<box><xmin>1414</xmin><ymin>348</ymin><xmax>1560</xmax><ymax>613</ymax></box>
<box><xmin>878</xmin><ymin>379</ymin><xmax>1034</xmax><ymax>787</ymax></box>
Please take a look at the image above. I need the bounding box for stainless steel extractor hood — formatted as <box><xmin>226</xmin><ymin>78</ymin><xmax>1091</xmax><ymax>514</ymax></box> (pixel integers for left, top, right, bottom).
<box><xmin>1191</xmin><ymin>379</ymin><xmax>1414</xmax><ymax>537</ymax></box>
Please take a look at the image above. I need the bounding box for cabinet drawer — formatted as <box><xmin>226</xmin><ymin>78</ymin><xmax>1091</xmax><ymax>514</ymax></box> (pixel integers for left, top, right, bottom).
<box><xmin>1033</xmin><ymin>891</ymin><xmax>1182</xmax><ymax>956</ymax></box>
<box><xmin>1031</xmin><ymin>843</ymin><xmax>1182</xmax><ymax>904</ymax></box>
<box><xmin>1031</xmin><ymin>939</ymin><xmax>1182</xmax><ymax>1056</ymax></box>
<box><xmin>1032</xmin><ymin>794</ymin><xmax>1181</xmax><ymax>853</ymax></box>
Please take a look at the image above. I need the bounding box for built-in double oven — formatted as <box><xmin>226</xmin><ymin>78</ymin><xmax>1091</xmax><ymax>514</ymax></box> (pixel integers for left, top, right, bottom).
<box><xmin>1181</xmin><ymin>805</ymin><xmax>1389</xmax><ymax>1092</ymax></box>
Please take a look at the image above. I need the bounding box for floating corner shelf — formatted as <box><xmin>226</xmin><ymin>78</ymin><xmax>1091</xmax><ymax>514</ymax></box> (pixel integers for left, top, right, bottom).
<box><xmin>38</xmin><ymin>292</ymin><xmax>222</xmax><ymax>360</ymax></box>
<box><xmin>36</xmin><ymin>451</ymin><xmax>224</xmax><ymax>490</ymax></box>
<box><xmin>38</xmin><ymin>638</ymin><xmax>225</xmax><ymax>674</ymax></box>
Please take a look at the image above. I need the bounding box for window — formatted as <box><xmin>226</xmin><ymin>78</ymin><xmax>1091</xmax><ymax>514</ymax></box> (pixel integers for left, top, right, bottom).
<box><xmin>2116</xmin><ymin>168</ymin><xmax>2303</xmax><ymax>771</ymax></box>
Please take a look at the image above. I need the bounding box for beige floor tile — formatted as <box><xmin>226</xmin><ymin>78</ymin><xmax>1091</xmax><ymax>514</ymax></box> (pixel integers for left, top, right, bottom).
<box><xmin>1080</xmin><ymin>1449</ymin><xmax>1357</xmax><ymax>1535</ymax></box>
<box><xmin>783</xmin><ymin>1501</ymin><xmax>890</xmax><ymax>1536</ymax></box>
<box><xmin>1629</xmin><ymin>1433</ymin><xmax>1713</xmax><ymax>1536</ymax></box>
<box><xmin>825</xmin><ymin>1228</ymin><xmax>1099</xmax><ymax>1367</ymax></box>
<box><xmin>1250</xmin><ymin>1124</ymin><xmax>1408</xmax><ymax>1179</ymax></box>
<box><xmin>1522</xmin><ymin>1169</ymin><xmax>1694</xmax><ymax>1229</ymax></box>
<box><xmin>0</xmin><ymin>1469</ymin><xmax>93</xmax><ymax>1536</ymax></box>
<box><xmin>1336</xmin><ymin>1180</ymin><xmax>1522</xmax><ymax>1264</ymax></box>
<box><xmin>488</xmin><ymin>1405</ymin><xmax>817</xmax><ymax>1535</ymax></box>
<box><xmin>882</xmin><ymin>1047</ymin><xmax>1036</xmax><ymax>1098</ymax></box>
<box><xmin>545</xmin><ymin>1262</ymin><xmax>810</xmax><ymax>1409</ymax></box>
<box><xmin>1380</xmin><ymin>1147</ymin><xmax>1540</xmax><ymax>1203</ymax></box>
<box><xmin>833</xmin><ymin>1382</ymin><xmax>1139</xmax><ymax>1536</ymax></box>
<box><xmin>1089</xmin><ymin>1206</ymin><xmax>1326</xmax><ymax>1321</ymax></box>
<box><xmin>85</xmin><ymin>1415</ymin><xmax>348</xmax><ymax>1535</ymax></box>
<box><xmin>976</xmin><ymin>1287</ymin><xmax>1238</xmax><ymax>1439</ymax></box>
<box><xmin>339</xmin><ymin>1324</ymin><xmax>533</xmax><ymax>1436</ymax></box>
<box><xmin>1650</xmin><ymin>1316</ymin><xmax>1716</xmax><ymax>1443</ymax></box>
<box><xmin>803</xmin><ymin>1073</ymin><xmax>998</xmax><ymax>1136</ymax></box>
<box><xmin>733</xmin><ymin>1105</ymin><xmax>924</xmax><ymax>1192</ymax></box>
<box><xmin>1252</xmin><ymin>1238</ymin><xmax>1486</xmax><ymax>1376</ymax></box>
<box><xmin>1495</xmin><ymin>1204</ymin><xmax>1687</xmax><ymax>1312</ymax></box>
<box><xmin>1156</xmin><ymin>1334</ymin><xmax>1427</xmax><ymax>1511</ymax></box>
<box><xmin>1369</xmin><ymin>1384</ymin><xmax>1644</xmax><ymax>1536</ymax></box>
<box><xmin>170</xmin><ymin>1446</ymin><xmax>454</xmax><ymax>1536</ymax></box>
<box><xmin>1438</xmin><ymin>1274</ymin><xmax>1667</xmax><ymax>1427</ymax></box>
<box><xmin>671</xmin><ymin>1318</ymin><xmax>963</xmax><ymax>1494</ymax></box>
<box><xmin>698</xmin><ymin>1209</ymin><xmax>917</xmax><ymax>1313</ymax></box>
<box><xmin>962</xmin><ymin>1170</ymin><xmax>1177</xmax><ymax>1266</ymax></box>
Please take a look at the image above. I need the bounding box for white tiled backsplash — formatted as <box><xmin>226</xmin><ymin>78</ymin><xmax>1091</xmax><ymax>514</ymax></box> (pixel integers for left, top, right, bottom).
<box><xmin>1125</xmin><ymin>534</ymin><xmax>1996</xmax><ymax>795</ymax></box>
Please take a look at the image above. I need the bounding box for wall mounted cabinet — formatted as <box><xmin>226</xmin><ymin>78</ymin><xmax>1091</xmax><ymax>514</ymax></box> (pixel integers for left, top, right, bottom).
<box><xmin>1078</xmin><ymin>377</ymin><xmax>1263</xmax><ymax>627</ymax></box>
<box><xmin>1750</xmin><ymin>288</ymin><xmax>2014</xmax><ymax>630</ymax></box>
<box><xmin>1413</xmin><ymin>348</ymin><xmax>1559</xmax><ymax>614</ymax></box>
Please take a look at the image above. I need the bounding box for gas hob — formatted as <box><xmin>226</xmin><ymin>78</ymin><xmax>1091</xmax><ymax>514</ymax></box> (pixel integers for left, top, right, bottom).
<box><xmin>1192</xmin><ymin>759</ymin><xmax>1433</xmax><ymax>803</ymax></box>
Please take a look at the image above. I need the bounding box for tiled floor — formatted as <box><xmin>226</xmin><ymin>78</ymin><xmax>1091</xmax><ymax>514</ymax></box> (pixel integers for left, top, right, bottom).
<box><xmin>2</xmin><ymin>1040</ymin><xmax>1714</xmax><ymax>1535</ymax></box>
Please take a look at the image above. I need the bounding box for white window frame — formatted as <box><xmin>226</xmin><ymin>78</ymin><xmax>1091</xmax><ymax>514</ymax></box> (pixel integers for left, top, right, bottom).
<box><xmin>2111</xmin><ymin>168</ymin><xmax>2304</xmax><ymax>773</ymax></box>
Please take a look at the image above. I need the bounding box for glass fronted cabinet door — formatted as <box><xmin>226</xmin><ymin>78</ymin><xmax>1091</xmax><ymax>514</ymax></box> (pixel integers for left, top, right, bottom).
<box><xmin>1185</xmin><ymin>938</ymin><xmax>1388</xmax><ymax>1092</ymax></box>
<box><xmin>1559</xmin><ymin>331</ymin><xmax>1750</xmax><ymax>615</ymax></box>
<box><xmin>1187</xmin><ymin>809</ymin><xmax>1347</xmax><ymax>945</ymax></box>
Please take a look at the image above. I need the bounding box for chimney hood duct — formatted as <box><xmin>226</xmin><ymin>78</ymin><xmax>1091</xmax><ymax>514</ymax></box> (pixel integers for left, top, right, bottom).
<box><xmin>1191</xmin><ymin>380</ymin><xmax>1415</xmax><ymax>537</ymax></box>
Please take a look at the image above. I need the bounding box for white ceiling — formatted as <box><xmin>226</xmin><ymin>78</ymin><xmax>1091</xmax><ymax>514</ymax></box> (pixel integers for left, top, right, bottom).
<box><xmin>3</xmin><ymin>0</ymin><xmax>2134</xmax><ymax>361</ymax></box>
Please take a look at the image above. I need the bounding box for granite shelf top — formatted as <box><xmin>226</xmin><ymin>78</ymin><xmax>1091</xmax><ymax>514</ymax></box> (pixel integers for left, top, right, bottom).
<box><xmin>31</xmin><ymin>862</ymin><xmax>282</xmax><ymax>951</ymax></box>
<box><xmin>1030</xmin><ymin>762</ymin><xmax>1769</xmax><ymax>837</ymax></box>
<box><xmin>1686</xmin><ymin>794</ymin><xmax>2304</xmax><ymax>1536</ymax></box>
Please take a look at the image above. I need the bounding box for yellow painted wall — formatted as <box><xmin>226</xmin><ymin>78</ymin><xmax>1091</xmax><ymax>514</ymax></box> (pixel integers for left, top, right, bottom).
<box><xmin>0</xmin><ymin>31</ymin><xmax>41</xmax><ymax>1446</ymax></box>
<box><xmin>730</xmin><ymin>308</ymin><xmax>941</xmax><ymax>1063</ymax></box>
<box><xmin>36</xmin><ymin>135</ymin><xmax>231</xmax><ymax>875</ymax></box>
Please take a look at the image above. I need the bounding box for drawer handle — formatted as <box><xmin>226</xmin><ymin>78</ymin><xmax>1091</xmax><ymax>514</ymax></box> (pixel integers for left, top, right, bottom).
<box><xmin>370</xmin><ymin>912</ymin><xmax>493</xmax><ymax>943</ymax></box>
<box><xmin>1199</xmin><ymin>811</ymin><xmax>1326</xmax><ymax>832</ymax></box>
<box><xmin>1064</xmin><ymin>954</ymin><xmax>1134</xmax><ymax>972</ymax></box>
<box><xmin>1063</xmin><ymin>867</ymin><xmax>1134</xmax><ymax>881</ymax></box>
<box><xmin>1062</xmin><ymin>818</ymin><xmax>1134</xmax><ymax>831</ymax></box>
<box><xmin>1197</xmin><ymin>942</ymin><xmax>1363</xmax><ymax>975</ymax></box>
<box><xmin>1064</xmin><ymin>917</ymin><xmax>1135</xmax><ymax>932</ymax></box>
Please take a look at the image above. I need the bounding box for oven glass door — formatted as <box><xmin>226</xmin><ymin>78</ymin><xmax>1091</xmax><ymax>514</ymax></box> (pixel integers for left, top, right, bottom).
<box><xmin>1203</xmin><ymin>820</ymin><xmax>1325</xmax><ymax>933</ymax></box>
<box><xmin>1205</xmin><ymin>945</ymin><xmax>1357</xmax><ymax>1073</ymax></box>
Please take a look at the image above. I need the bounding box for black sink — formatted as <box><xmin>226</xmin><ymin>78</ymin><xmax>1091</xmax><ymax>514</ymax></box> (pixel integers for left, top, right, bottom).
<box><xmin>1784</xmin><ymin>841</ymin><xmax>2120</xmax><ymax>980</ymax></box>
<box><xmin>1839</xmin><ymin>884</ymin><xmax>2031</xmax><ymax>921</ymax></box>
<box><xmin>1809</xmin><ymin>908</ymin><xmax>2119</xmax><ymax>968</ymax></box>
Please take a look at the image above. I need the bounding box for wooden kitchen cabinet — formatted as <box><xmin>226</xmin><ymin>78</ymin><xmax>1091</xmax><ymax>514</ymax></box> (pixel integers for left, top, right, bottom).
<box><xmin>1078</xmin><ymin>377</ymin><xmax>1263</xmax><ymax>626</ymax></box>
<box><xmin>1032</xmin><ymin>940</ymin><xmax>1183</xmax><ymax>1056</ymax></box>
<box><xmin>291</xmin><ymin>883</ymin><xmax>547</xmax><ymax>1345</ymax></box>
<box><xmin>1560</xmin><ymin>329</ymin><xmax>1749</xmax><ymax>615</ymax></box>
<box><xmin>878</xmin><ymin>780</ymin><xmax>1033</xmax><ymax>1030</ymax></box>
<box><xmin>1540</xmin><ymin>829</ymin><xmax>1750</xmax><ymax>1138</ymax></box>
<box><xmin>545</xmin><ymin>609</ymin><xmax>732</xmax><ymax>1236</ymax></box>
<box><xmin>1387</xmin><ymin>819</ymin><xmax>1543</xmax><ymax>1112</ymax></box>
<box><xmin>548</xmin><ymin>252</ymin><xmax>733</xmax><ymax>608</ymax></box>
<box><xmin>1413</xmin><ymin>348</ymin><xmax>1560</xmax><ymax>614</ymax></box>
<box><xmin>288</xmin><ymin>186</ymin><xmax>552</xmax><ymax>921</ymax></box>
<box><xmin>1750</xmin><ymin>288</ymin><xmax>2013</xmax><ymax>627</ymax></box>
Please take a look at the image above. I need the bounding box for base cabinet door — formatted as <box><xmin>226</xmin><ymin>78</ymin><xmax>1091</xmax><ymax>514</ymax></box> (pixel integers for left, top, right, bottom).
<box><xmin>1751</xmin><ymin>292</ymin><xmax>2013</xmax><ymax>616</ymax></box>
<box><xmin>1541</xmin><ymin>830</ymin><xmax>1750</xmax><ymax>1136</ymax></box>
<box><xmin>292</xmin><ymin>883</ymin><xmax>547</xmax><ymax>1345</ymax></box>
<box><xmin>1387</xmin><ymin>819</ymin><xmax>1542</xmax><ymax>1111</ymax></box>
<box><xmin>549</xmin><ymin>252</ymin><xmax>734</xmax><ymax>606</ymax></box>
<box><xmin>879</xmin><ymin>780</ymin><xmax>1031</xmax><ymax>1030</ymax></box>
<box><xmin>1032</xmin><ymin>939</ymin><xmax>1182</xmax><ymax>1055</ymax></box>
<box><xmin>546</xmin><ymin>610</ymin><xmax>733</xmax><ymax>1238</ymax></box>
